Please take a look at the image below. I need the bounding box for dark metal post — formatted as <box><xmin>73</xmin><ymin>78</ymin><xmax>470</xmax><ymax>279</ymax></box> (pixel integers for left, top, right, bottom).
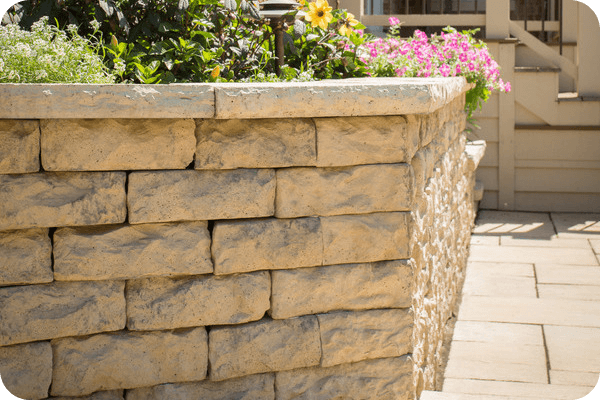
<box><xmin>559</xmin><ymin>0</ymin><xmax>563</xmax><ymax>54</ymax></box>
<box><xmin>259</xmin><ymin>0</ymin><xmax>303</xmax><ymax>76</ymax></box>
<box><xmin>524</xmin><ymin>0</ymin><xmax>528</xmax><ymax>31</ymax></box>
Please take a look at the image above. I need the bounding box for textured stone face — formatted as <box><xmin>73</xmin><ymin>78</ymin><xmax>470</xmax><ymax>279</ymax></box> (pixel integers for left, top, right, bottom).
<box><xmin>212</xmin><ymin>217</ymin><xmax>322</xmax><ymax>275</ymax></box>
<box><xmin>126</xmin><ymin>272</ymin><xmax>270</xmax><ymax>330</ymax></box>
<box><xmin>53</xmin><ymin>222</ymin><xmax>212</xmax><ymax>281</ymax></box>
<box><xmin>50</xmin><ymin>390</ymin><xmax>124</xmax><ymax>400</ymax></box>
<box><xmin>275</xmin><ymin>165</ymin><xmax>414</xmax><ymax>218</ymax></box>
<box><xmin>318</xmin><ymin>309</ymin><xmax>413</xmax><ymax>367</ymax></box>
<box><xmin>40</xmin><ymin>119</ymin><xmax>196</xmax><ymax>171</ymax></box>
<box><xmin>0</xmin><ymin>120</ymin><xmax>40</xmax><ymax>174</ymax></box>
<box><xmin>0</xmin><ymin>172</ymin><xmax>126</xmax><ymax>230</ymax></box>
<box><xmin>51</xmin><ymin>328</ymin><xmax>208</xmax><ymax>396</ymax></box>
<box><xmin>126</xmin><ymin>374</ymin><xmax>275</xmax><ymax>400</ymax></box>
<box><xmin>321</xmin><ymin>212</ymin><xmax>411</xmax><ymax>266</ymax></box>
<box><xmin>0</xmin><ymin>341</ymin><xmax>52</xmax><ymax>400</ymax></box>
<box><xmin>0</xmin><ymin>228</ymin><xmax>52</xmax><ymax>286</ymax></box>
<box><xmin>315</xmin><ymin>116</ymin><xmax>420</xmax><ymax>167</ymax></box>
<box><xmin>127</xmin><ymin>169</ymin><xmax>276</xmax><ymax>224</ymax></box>
<box><xmin>195</xmin><ymin>118</ymin><xmax>316</xmax><ymax>169</ymax></box>
<box><xmin>209</xmin><ymin>317</ymin><xmax>321</xmax><ymax>381</ymax></box>
<box><xmin>270</xmin><ymin>260</ymin><xmax>412</xmax><ymax>319</ymax></box>
<box><xmin>275</xmin><ymin>356</ymin><xmax>413</xmax><ymax>400</ymax></box>
<box><xmin>0</xmin><ymin>281</ymin><xmax>125</xmax><ymax>346</ymax></box>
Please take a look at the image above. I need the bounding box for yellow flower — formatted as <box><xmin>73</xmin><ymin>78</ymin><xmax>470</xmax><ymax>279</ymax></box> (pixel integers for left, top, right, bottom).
<box><xmin>305</xmin><ymin>0</ymin><xmax>333</xmax><ymax>30</ymax></box>
<box><xmin>110</xmin><ymin>35</ymin><xmax>118</xmax><ymax>47</ymax></box>
<box><xmin>339</xmin><ymin>12</ymin><xmax>359</xmax><ymax>36</ymax></box>
<box><xmin>211</xmin><ymin>66</ymin><xmax>220</xmax><ymax>79</ymax></box>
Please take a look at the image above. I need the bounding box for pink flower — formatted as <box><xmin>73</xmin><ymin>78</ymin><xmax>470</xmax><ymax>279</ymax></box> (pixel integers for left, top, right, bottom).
<box><xmin>439</xmin><ymin>64</ymin><xmax>451</xmax><ymax>77</ymax></box>
<box><xmin>389</xmin><ymin>17</ymin><xmax>400</xmax><ymax>26</ymax></box>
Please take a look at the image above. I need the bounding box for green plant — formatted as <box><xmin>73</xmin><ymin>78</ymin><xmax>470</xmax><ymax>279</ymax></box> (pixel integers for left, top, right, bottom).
<box><xmin>0</xmin><ymin>16</ymin><xmax>113</xmax><ymax>83</ymax></box>
<box><xmin>283</xmin><ymin>0</ymin><xmax>369</xmax><ymax>79</ymax></box>
<box><xmin>358</xmin><ymin>22</ymin><xmax>511</xmax><ymax>118</ymax></box>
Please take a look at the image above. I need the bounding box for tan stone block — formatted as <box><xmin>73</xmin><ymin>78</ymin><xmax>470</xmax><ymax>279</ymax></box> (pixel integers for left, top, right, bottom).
<box><xmin>536</xmin><ymin>264</ymin><xmax>600</xmax><ymax>285</ymax></box>
<box><xmin>126</xmin><ymin>271</ymin><xmax>270</xmax><ymax>331</ymax></box>
<box><xmin>537</xmin><ymin>283</ymin><xmax>600</xmax><ymax>300</ymax></box>
<box><xmin>51</xmin><ymin>328</ymin><xmax>207</xmax><ymax>397</ymax></box>
<box><xmin>271</xmin><ymin>260</ymin><xmax>412</xmax><ymax>319</ymax></box>
<box><xmin>0</xmin><ymin>341</ymin><xmax>52</xmax><ymax>400</ymax></box>
<box><xmin>48</xmin><ymin>390</ymin><xmax>124</xmax><ymax>400</ymax></box>
<box><xmin>275</xmin><ymin>356</ymin><xmax>413</xmax><ymax>400</ymax></box>
<box><xmin>0</xmin><ymin>281</ymin><xmax>125</xmax><ymax>346</ymax></box>
<box><xmin>212</xmin><ymin>217</ymin><xmax>322</xmax><ymax>275</ymax></box>
<box><xmin>321</xmin><ymin>213</ymin><xmax>411</xmax><ymax>266</ymax></box>
<box><xmin>208</xmin><ymin>317</ymin><xmax>321</xmax><ymax>381</ymax></box>
<box><xmin>315</xmin><ymin>116</ymin><xmax>419</xmax><ymax>167</ymax></box>
<box><xmin>41</xmin><ymin>119</ymin><xmax>195</xmax><ymax>171</ymax></box>
<box><xmin>318</xmin><ymin>309</ymin><xmax>412</xmax><ymax>367</ymax></box>
<box><xmin>0</xmin><ymin>172</ymin><xmax>126</xmax><ymax>231</ymax></box>
<box><xmin>549</xmin><ymin>370</ymin><xmax>599</xmax><ymax>387</ymax></box>
<box><xmin>195</xmin><ymin>118</ymin><xmax>316</xmax><ymax>169</ymax></box>
<box><xmin>275</xmin><ymin>165</ymin><xmax>413</xmax><ymax>218</ymax></box>
<box><xmin>0</xmin><ymin>228</ymin><xmax>52</xmax><ymax>286</ymax></box>
<box><xmin>126</xmin><ymin>374</ymin><xmax>274</xmax><ymax>400</ymax></box>
<box><xmin>452</xmin><ymin>321</ymin><xmax>543</xmax><ymax>346</ymax></box>
<box><xmin>0</xmin><ymin>120</ymin><xmax>40</xmax><ymax>174</ymax></box>
<box><xmin>53</xmin><ymin>222</ymin><xmax>211</xmax><ymax>281</ymax></box>
<box><xmin>127</xmin><ymin>169</ymin><xmax>275</xmax><ymax>224</ymax></box>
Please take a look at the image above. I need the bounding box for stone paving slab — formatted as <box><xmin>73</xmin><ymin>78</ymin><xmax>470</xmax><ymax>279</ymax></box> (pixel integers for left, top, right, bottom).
<box><xmin>537</xmin><ymin>284</ymin><xmax>600</xmax><ymax>301</ymax></box>
<box><xmin>457</xmin><ymin>296</ymin><xmax>600</xmax><ymax>327</ymax></box>
<box><xmin>471</xmin><ymin>235</ymin><xmax>501</xmax><ymax>245</ymax></box>
<box><xmin>551</xmin><ymin>213</ymin><xmax>600</xmax><ymax>239</ymax></box>
<box><xmin>451</xmin><ymin>321</ymin><xmax>543</xmax><ymax>346</ymax></box>
<box><xmin>536</xmin><ymin>265</ymin><xmax>600</xmax><ymax>285</ymax></box>
<box><xmin>549</xmin><ymin>370</ymin><xmax>599</xmax><ymax>387</ymax></box>
<box><xmin>444</xmin><ymin>357</ymin><xmax>548</xmax><ymax>384</ymax></box>
<box><xmin>469</xmin><ymin>245</ymin><xmax>599</xmax><ymax>266</ymax></box>
<box><xmin>591</xmin><ymin>239</ymin><xmax>600</xmax><ymax>254</ymax></box>
<box><xmin>544</xmin><ymin>326</ymin><xmax>600</xmax><ymax>373</ymax></box>
<box><xmin>420</xmin><ymin>391</ymin><xmax>552</xmax><ymax>400</ymax></box>
<box><xmin>463</xmin><ymin>262</ymin><xmax>537</xmax><ymax>297</ymax></box>
<box><xmin>473</xmin><ymin>211</ymin><xmax>556</xmax><ymax>239</ymax></box>
<box><xmin>442</xmin><ymin>378</ymin><xmax>594</xmax><ymax>399</ymax></box>
<box><xmin>500</xmin><ymin>237</ymin><xmax>592</xmax><ymax>248</ymax></box>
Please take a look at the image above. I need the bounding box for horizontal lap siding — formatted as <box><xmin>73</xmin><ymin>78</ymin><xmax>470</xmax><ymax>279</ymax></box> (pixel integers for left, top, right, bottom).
<box><xmin>514</xmin><ymin>128</ymin><xmax>600</xmax><ymax>211</ymax></box>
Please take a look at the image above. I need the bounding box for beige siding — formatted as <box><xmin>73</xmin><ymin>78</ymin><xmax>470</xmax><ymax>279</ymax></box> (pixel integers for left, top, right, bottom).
<box><xmin>515</xmin><ymin>130</ymin><xmax>600</xmax><ymax>162</ymax></box>
<box><xmin>515</xmin><ymin>168</ymin><xmax>600</xmax><ymax>193</ymax></box>
<box><xmin>514</xmin><ymin>192</ymin><xmax>600</xmax><ymax>212</ymax></box>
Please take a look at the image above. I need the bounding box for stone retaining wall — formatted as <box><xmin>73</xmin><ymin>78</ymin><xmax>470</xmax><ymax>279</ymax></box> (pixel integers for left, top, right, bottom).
<box><xmin>0</xmin><ymin>78</ymin><xmax>483</xmax><ymax>400</ymax></box>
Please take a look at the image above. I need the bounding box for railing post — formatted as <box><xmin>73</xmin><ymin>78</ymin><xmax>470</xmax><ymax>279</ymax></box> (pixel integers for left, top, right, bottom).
<box><xmin>486</xmin><ymin>0</ymin><xmax>510</xmax><ymax>39</ymax></box>
<box><xmin>576</xmin><ymin>1</ymin><xmax>600</xmax><ymax>96</ymax></box>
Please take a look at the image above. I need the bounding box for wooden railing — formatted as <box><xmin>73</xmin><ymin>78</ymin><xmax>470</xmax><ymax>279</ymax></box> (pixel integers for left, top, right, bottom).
<box><xmin>363</xmin><ymin>0</ymin><xmax>563</xmax><ymax>49</ymax></box>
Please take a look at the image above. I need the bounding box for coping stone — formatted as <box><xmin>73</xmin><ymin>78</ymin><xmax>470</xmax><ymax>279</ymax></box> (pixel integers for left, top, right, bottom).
<box><xmin>0</xmin><ymin>78</ymin><xmax>469</xmax><ymax>119</ymax></box>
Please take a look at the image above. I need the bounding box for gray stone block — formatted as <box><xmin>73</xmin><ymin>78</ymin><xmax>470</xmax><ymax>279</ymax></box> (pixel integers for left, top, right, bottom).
<box><xmin>276</xmin><ymin>165</ymin><xmax>414</xmax><ymax>218</ymax></box>
<box><xmin>51</xmin><ymin>328</ymin><xmax>208</xmax><ymax>396</ymax></box>
<box><xmin>127</xmin><ymin>169</ymin><xmax>275</xmax><ymax>224</ymax></box>
<box><xmin>209</xmin><ymin>317</ymin><xmax>321</xmax><ymax>381</ymax></box>
<box><xmin>0</xmin><ymin>228</ymin><xmax>52</xmax><ymax>286</ymax></box>
<box><xmin>126</xmin><ymin>272</ymin><xmax>270</xmax><ymax>330</ymax></box>
<box><xmin>212</xmin><ymin>217</ymin><xmax>322</xmax><ymax>275</ymax></box>
<box><xmin>195</xmin><ymin>118</ymin><xmax>316</xmax><ymax>169</ymax></box>
<box><xmin>0</xmin><ymin>120</ymin><xmax>40</xmax><ymax>174</ymax></box>
<box><xmin>0</xmin><ymin>281</ymin><xmax>125</xmax><ymax>346</ymax></box>
<box><xmin>0</xmin><ymin>172</ymin><xmax>126</xmax><ymax>230</ymax></box>
<box><xmin>271</xmin><ymin>260</ymin><xmax>412</xmax><ymax>319</ymax></box>
<box><xmin>53</xmin><ymin>222</ymin><xmax>212</xmax><ymax>281</ymax></box>
<box><xmin>41</xmin><ymin>119</ymin><xmax>195</xmax><ymax>171</ymax></box>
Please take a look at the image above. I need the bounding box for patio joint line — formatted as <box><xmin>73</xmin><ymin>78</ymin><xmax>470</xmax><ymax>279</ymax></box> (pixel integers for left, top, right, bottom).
<box><xmin>547</xmin><ymin>212</ymin><xmax>559</xmax><ymax>236</ymax></box>
<box><xmin>541</xmin><ymin>325</ymin><xmax>552</xmax><ymax>384</ymax></box>
<box><xmin>533</xmin><ymin>263</ymin><xmax>540</xmax><ymax>298</ymax></box>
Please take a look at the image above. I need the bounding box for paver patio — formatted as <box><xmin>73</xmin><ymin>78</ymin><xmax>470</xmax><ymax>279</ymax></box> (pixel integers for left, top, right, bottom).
<box><xmin>421</xmin><ymin>211</ymin><xmax>600</xmax><ymax>400</ymax></box>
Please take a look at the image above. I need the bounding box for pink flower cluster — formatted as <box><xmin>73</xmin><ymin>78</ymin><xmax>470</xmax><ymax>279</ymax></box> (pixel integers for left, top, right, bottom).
<box><xmin>358</xmin><ymin>19</ymin><xmax>511</xmax><ymax>93</ymax></box>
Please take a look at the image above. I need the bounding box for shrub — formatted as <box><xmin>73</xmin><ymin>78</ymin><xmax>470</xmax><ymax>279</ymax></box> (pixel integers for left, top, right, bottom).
<box><xmin>0</xmin><ymin>16</ymin><xmax>113</xmax><ymax>83</ymax></box>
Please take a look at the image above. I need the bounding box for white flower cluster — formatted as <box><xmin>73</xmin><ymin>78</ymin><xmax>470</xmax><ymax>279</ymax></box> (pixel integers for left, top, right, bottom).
<box><xmin>0</xmin><ymin>16</ymin><xmax>114</xmax><ymax>83</ymax></box>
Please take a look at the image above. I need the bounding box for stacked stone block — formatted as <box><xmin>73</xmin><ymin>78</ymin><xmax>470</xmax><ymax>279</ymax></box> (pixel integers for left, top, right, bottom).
<box><xmin>0</xmin><ymin>84</ymin><xmax>476</xmax><ymax>400</ymax></box>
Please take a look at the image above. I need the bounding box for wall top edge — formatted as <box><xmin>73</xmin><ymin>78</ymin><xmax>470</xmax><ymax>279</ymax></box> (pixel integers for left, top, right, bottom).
<box><xmin>0</xmin><ymin>77</ymin><xmax>469</xmax><ymax>119</ymax></box>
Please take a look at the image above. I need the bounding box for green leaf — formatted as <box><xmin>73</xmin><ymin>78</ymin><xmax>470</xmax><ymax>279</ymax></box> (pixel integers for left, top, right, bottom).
<box><xmin>293</xmin><ymin>20</ymin><xmax>306</xmax><ymax>38</ymax></box>
<box><xmin>224</xmin><ymin>0</ymin><xmax>237</xmax><ymax>11</ymax></box>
